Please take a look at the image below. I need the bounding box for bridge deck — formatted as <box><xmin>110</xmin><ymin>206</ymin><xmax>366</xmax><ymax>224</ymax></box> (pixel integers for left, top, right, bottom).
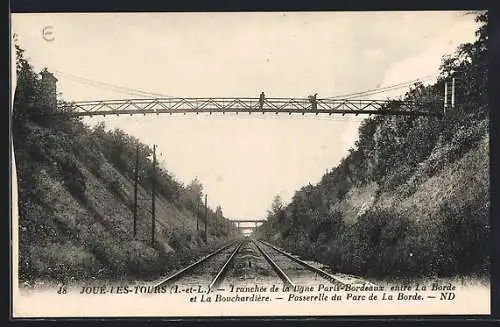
<box><xmin>54</xmin><ymin>97</ymin><xmax>443</xmax><ymax>118</ymax></box>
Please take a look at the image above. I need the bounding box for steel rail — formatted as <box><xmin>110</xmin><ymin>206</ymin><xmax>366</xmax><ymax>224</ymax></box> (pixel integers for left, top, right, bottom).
<box><xmin>207</xmin><ymin>241</ymin><xmax>244</xmax><ymax>291</ymax></box>
<box><xmin>252</xmin><ymin>239</ymin><xmax>295</xmax><ymax>288</ymax></box>
<box><xmin>153</xmin><ymin>239</ymin><xmax>241</xmax><ymax>288</ymax></box>
<box><xmin>257</xmin><ymin>239</ymin><xmax>377</xmax><ymax>287</ymax></box>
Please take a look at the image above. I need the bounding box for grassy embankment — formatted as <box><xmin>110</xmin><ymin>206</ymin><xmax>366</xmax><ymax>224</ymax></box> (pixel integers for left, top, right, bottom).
<box><xmin>255</xmin><ymin>13</ymin><xmax>489</xmax><ymax>282</ymax></box>
<box><xmin>13</xmin><ymin>47</ymin><xmax>238</xmax><ymax>286</ymax></box>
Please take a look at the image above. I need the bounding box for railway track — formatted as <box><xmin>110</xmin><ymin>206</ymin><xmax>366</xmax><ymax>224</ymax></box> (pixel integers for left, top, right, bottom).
<box><xmin>153</xmin><ymin>238</ymin><xmax>375</xmax><ymax>291</ymax></box>
<box><xmin>153</xmin><ymin>239</ymin><xmax>242</xmax><ymax>289</ymax></box>
<box><xmin>255</xmin><ymin>239</ymin><xmax>377</xmax><ymax>287</ymax></box>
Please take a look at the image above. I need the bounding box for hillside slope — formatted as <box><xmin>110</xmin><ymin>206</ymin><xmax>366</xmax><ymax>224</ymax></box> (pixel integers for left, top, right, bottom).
<box><xmin>13</xmin><ymin>48</ymin><xmax>237</xmax><ymax>284</ymax></box>
<box><xmin>258</xmin><ymin>121</ymin><xmax>488</xmax><ymax>278</ymax></box>
<box><xmin>255</xmin><ymin>13</ymin><xmax>489</xmax><ymax>279</ymax></box>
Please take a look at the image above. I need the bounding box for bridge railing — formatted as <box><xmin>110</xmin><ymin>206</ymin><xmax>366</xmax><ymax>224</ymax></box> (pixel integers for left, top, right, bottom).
<box><xmin>53</xmin><ymin>97</ymin><xmax>443</xmax><ymax>118</ymax></box>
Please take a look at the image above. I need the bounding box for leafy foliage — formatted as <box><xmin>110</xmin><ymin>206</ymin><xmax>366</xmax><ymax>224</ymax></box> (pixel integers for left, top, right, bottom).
<box><xmin>256</xmin><ymin>13</ymin><xmax>489</xmax><ymax>279</ymax></box>
<box><xmin>13</xmin><ymin>46</ymin><xmax>237</xmax><ymax>283</ymax></box>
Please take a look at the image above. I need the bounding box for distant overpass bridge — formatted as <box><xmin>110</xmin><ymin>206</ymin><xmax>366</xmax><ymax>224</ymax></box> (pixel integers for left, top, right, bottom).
<box><xmin>54</xmin><ymin>97</ymin><xmax>444</xmax><ymax>118</ymax></box>
<box><xmin>229</xmin><ymin>219</ymin><xmax>266</xmax><ymax>230</ymax></box>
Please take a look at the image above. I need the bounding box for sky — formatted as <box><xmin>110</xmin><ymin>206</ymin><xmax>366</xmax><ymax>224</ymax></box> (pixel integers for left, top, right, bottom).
<box><xmin>11</xmin><ymin>11</ymin><xmax>480</xmax><ymax>222</ymax></box>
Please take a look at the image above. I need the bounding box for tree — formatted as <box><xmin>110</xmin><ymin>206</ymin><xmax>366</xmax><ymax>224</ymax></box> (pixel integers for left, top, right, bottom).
<box><xmin>439</xmin><ymin>12</ymin><xmax>487</xmax><ymax>119</ymax></box>
<box><xmin>14</xmin><ymin>45</ymin><xmax>62</xmax><ymax>125</ymax></box>
<box><xmin>215</xmin><ymin>205</ymin><xmax>223</xmax><ymax>217</ymax></box>
<box><xmin>186</xmin><ymin>178</ymin><xmax>203</xmax><ymax>202</ymax></box>
<box><xmin>179</xmin><ymin>177</ymin><xmax>204</xmax><ymax>211</ymax></box>
<box><xmin>268</xmin><ymin>194</ymin><xmax>283</xmax><ymax>216</ymax></box>
<box><xmin>13</xmin><ymin>45</ymin><xmax>39</xmax><ymax>125</ymax></box>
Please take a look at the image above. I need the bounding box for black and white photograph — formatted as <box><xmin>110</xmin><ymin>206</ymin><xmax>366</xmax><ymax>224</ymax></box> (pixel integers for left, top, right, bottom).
<box><xmin>10</xmin><ymin>11</ymin><xmax>490</xmax><ymax>317</ymax></box>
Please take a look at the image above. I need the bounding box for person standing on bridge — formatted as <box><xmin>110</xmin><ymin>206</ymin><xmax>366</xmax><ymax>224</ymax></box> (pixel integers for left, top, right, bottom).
<box><xmin>309</xmin><ymin>93</ymin><xmax>318</xmax><ymax>110</ymax></box>
<box><xmin>259</xmin><ymin>92</ymin><xmax>266</xmax><ymax>110</ymax></box>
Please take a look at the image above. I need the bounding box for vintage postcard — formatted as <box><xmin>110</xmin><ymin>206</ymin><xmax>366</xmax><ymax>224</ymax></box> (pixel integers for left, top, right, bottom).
<box><xmin>10</xmin><ymin>11</ymin><xmax>490</xmax><ymax>317</ymax></box>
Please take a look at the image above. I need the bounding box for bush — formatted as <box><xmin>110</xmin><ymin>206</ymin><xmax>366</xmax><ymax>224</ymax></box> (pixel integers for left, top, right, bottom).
<box><xmin>108</xmin><ymin>180</ymin><xmax>125</xmax><ymax>199</ymax></box>
<box><xmin>28</xmin><ymin>242</ymin><xmax>104</xmax><ymax>281</ymax></box>
<box><xmin>168</xmin><ymin>231</ymin><xmax>193</xmax><ymax>253</ymax></box>
<box><xmin>57</xmin><ymin>155</ymin><xmax>86</xmax><ymax>197</ymax></box>
<box><xmin>124</xmin><ymin>241</ymin><xmax>161</xmax><ymax>277</ymax></box>
<box><xmin>448</xmin><ymin>123</ymin><xmax>485</xmax><ymax>160</ymax></box>
<box><xmin>380</xmin><ymin>164</ymin><xmax>415</xmax><ymax>193</ymax></box>
<box><xmin>435</xmin><ymin>200</ymin><xmax>489</xmax><ymax>276</ymax></box>
<box><xmin>323</xmin><ymin>208</ymin><xmax>417</xmax><ymax>277</ymax></box>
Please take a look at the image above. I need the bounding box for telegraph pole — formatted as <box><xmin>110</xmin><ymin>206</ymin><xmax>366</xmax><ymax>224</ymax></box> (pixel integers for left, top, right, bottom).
<box><xmin>451</xmin><ymin>77</ymin><xmax>456</xmax><ymax>109</ymax></box>
<box><xmin>133</xmin><ymin>145</ymin><xmax>139</xmax><ymax>238</ymax></box>
<box><xmin>204</xmin><ymin>194</ymin><xmax>208</xmax><ymax>242</ymax></box>
<box><xmin>196</xmin><ymin>200</ymin><xmax>199</xmax><ymax>232</ymax></box>
<box><xmin>444</xmin><ymin>80</ymin><xmax>448</xmax><ymax>115</ymax></box>
<box><xmin>151</xmin><ymin>144</ymin><xmax>156</xmax><ymax>247</ymax></box>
